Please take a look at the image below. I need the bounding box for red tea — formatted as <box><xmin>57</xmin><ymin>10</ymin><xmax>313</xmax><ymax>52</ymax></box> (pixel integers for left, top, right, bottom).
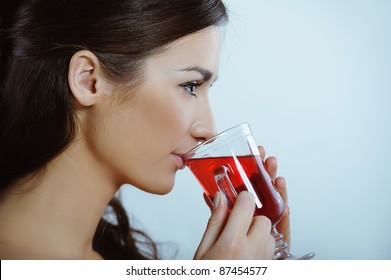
<box><xmin>186</xmin><ymin>155</ymin><xmax>283</xmax><ymax>226</ymax></box>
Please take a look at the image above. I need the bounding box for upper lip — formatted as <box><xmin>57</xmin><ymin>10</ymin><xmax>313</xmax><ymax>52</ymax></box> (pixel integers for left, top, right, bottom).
<box><xmin>173</xmin><ymin>146</ymin><xmax>197</xmax><ymax>157</ymax></box>
<box><xmin>172</xmin><ymin>142</ymin><xmax>200</xmax><ymax>162</ymax></box>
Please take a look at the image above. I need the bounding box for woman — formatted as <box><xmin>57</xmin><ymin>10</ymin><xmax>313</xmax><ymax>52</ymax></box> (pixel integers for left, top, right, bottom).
<box><xmin>0</xmin><ymin>0</ymin><xmax>290</xmax><ymax>259</ymax></box>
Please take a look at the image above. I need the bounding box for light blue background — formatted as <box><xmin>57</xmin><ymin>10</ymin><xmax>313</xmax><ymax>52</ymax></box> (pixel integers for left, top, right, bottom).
<box><xmin>121</xmin><ymin>0</ymin><xmax>391</xmax><ymax>259</ymax></box>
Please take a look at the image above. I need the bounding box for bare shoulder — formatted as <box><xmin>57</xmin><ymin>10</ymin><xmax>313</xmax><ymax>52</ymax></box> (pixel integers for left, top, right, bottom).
<box><xmin>0</xmin><ymin>243</ymin><xmax>47</xmax><ymax>260</ymax></box>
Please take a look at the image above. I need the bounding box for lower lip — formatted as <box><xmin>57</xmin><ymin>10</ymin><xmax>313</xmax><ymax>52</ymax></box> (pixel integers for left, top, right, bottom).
<box><xmin>171</xmin><ymin>154</ymin><xmax>185</xmax><ymax>170</ymax></box>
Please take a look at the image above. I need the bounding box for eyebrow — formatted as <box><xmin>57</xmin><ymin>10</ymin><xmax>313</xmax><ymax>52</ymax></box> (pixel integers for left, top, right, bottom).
<box><xmin>176</xmin><ymin>67</ymin><xmax>218</xmax><ymax>82</ymax></box>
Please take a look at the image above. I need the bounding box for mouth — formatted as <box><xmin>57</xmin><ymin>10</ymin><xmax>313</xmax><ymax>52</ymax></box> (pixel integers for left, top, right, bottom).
<box><xmin>171</xmin><ymin>154</ymin><xmax>185</xmax><ymax>170</ymax></box>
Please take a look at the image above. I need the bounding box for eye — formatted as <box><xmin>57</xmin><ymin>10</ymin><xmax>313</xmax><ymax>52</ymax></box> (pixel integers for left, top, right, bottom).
<box><xmin>180</xmin><ymin>81</ymin><xmax>202</xmax><ymax>97</ymax></box>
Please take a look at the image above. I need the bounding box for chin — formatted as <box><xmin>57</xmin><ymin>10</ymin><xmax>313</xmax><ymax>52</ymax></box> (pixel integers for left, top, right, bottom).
<box><xmin>145</xmin><ymin>184</ymin><xmax>174</xmax><ymax>195</ymax></box>
<box><xmin>154</xmin><ymin>178</ymin><xmax>176</xmax><ymax>195</ymax></box>
<box><xmin>137</xmin><ymin>174</ymin><xmax>176</xmax><ymax>195</ymax></box>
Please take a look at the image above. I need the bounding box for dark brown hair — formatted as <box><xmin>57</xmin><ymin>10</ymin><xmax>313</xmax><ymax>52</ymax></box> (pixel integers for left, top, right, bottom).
<box><xmin>0</xmin><ymin>0</ymin><xmax>228</xmax><ymax>259</ymax></box>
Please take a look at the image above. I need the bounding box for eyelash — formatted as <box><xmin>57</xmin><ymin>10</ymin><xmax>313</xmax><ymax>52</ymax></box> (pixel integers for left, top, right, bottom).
<box><xmin>181</xmin><ymin>81</ymin><xmax>203</xmax><ymax>97</ymax></box>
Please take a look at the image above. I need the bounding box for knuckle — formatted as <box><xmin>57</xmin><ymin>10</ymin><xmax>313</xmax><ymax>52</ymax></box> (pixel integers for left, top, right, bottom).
<box><xmin>267</xmin><ymin>156</ymin><xmax>277</xmax><ymax>163</ymax></box>
<box><xmin>224</xmin><ymin>238</ymin><xmax>242</xmax><ymax>256</ymax></box>
<box><xmin>207</xmin><ymin>214</ymin><xmax>221</xmax><ymax>228</ymax></box>
<box><xmin>276</xmin><ymin>177</ymin><xmax>287</xmax><ymax>189</ymax></box>
<box><xmin>253</xmin><ymin>231</ymin><xmax>276</xmax><ymax>260</ymax></box>
<box><xmin>267</xmin><ymin>235</ymin><xmax>276</xmax><ymax>258</ymax></box>
<box><xmin>237</xmin><ymin>191</ymin><xmax>255</xmax><ymax>208</ymax></box>
<box><xmin>256</xmin><ymin>234</ymin><xmax>275</xmax><ymax>259</ymax></box>
<box><xmin>265</xmin><ymin>156</ymin><xmax>277</xmax><ymax>167</ymax></box>
<box><xmin>254</xmin><ymin>215</ymin><xmax>272</xmax><ymax>230</ymax></box>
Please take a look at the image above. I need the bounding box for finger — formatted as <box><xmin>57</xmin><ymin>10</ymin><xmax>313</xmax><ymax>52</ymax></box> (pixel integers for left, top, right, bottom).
<box><xmin>265</xmin><ymin>234</ymin><xmax>277</xmax><ymax>259</ymax></box>
<box><xmin>247</xmin><ymin>215</ymin><xmax>272</xmax><ymax>240</ymax></box>
<box><xmin>203</xmin><ymin>192</ymin><xmax>213</xmax><ymax>211</ymax></box>
<box><xmin>247</xmin><ymin>215</ymin><xmax>275</xmax><ymax>259</ymax></box>
<box><xmin>276</xmin><ymin>205</ymin><xmax>291</xmax><ymax>250</ymax></box>
<box><xmin>274</xmin><ymin>177</ymin><xmax>290</xmax><ymax>248</ymax></box>
<box><xmin>264</xmin><ymin>156</ymin><xmax>277</xmax><ymax>181</ymax></box>
<box><xmin>258</xmin><ymin>146</ymin><xmax>266</xmax><ymax>160</ymax></box>
<box><xmin>194</xmin><ymin>192</ymin><xmax>229</xmax><ymax>259</ymax></box>
<box><xmin>275</xmin><ymin>177</ymin><xmax>288</xmax><ymax>204</ymax></box>
<box><xmin>221</xmin><ymin>191</ymin><xmax>255</xmax><ymax>240</ymax></box>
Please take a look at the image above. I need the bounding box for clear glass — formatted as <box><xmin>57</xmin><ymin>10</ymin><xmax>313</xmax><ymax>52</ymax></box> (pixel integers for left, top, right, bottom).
<box><xmin>182</xmin><ymin>123</ymin><xmax>315</xmax><ymax>260</ymax></box>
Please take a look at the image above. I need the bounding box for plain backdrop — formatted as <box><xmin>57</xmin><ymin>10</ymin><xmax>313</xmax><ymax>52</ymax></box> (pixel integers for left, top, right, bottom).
<box><xmin>121</xmin><ymin>0</ymin><xmax>391</xmax><ymax>259</ymax></box>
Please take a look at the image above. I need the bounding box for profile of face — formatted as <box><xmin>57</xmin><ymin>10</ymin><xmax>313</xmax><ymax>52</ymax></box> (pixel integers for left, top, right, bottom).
<box><xmin>77</xmin><ymin>27</ymin><xmax>222</xmax><ymax>195</ymax></box>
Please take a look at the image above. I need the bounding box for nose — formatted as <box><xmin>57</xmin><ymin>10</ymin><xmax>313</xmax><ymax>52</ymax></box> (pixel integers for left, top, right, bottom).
<box><xmin>190</xmin><ymin>99</ymin><xmax>216</xmax><ymax>143</ymax></box>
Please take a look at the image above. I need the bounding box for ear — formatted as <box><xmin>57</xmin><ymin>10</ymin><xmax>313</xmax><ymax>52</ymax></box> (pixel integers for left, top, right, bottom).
<box><xmin>68</xmin><ymin>50</ymin><xmax>103</xmax><ymax>107</ymax></box>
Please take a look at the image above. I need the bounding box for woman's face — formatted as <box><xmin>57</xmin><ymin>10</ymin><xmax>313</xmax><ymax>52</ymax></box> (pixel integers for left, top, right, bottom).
<box><xmin>86</xmin><ymin>27</ymin><xmax>222</xmax><ymax>194</ymax></box>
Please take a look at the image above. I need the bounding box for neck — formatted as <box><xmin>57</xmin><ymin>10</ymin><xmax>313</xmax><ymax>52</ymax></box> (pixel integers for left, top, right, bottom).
<box><xmin>0</xmin><ymin>138</ymin><xmax>119</xmax><ymax>259</ymax></box>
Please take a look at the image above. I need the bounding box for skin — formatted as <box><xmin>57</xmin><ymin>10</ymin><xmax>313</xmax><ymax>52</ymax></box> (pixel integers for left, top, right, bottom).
<box><xmin>0</xmin><ymin>26</ymin><xmax>289</xmax><ymax>259</ymax></box>
<box><xmin>194</xmin><ymin>146</ymin><xmax>290</xmax><ymax>259</ymax></box>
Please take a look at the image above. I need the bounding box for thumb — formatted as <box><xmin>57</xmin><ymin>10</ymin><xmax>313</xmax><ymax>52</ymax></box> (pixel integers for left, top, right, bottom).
<box><xmin>194</xmin><ymin>192</ymin><xmax>229</xmax><ymax>259</ymax></box>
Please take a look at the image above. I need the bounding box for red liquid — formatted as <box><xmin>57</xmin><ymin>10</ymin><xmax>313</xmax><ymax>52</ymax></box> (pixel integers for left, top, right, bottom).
<box><xmin>186</xmin><ymin>155</ymin><xmax>284</xmax><ymax>226</ymax></box>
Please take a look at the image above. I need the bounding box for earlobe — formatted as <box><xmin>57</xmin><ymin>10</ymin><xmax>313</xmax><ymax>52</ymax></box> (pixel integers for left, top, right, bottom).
<box><xmin>68</xmin><ymin>50</ymin><xmax>101</xmax><ymax>107</ymax></box>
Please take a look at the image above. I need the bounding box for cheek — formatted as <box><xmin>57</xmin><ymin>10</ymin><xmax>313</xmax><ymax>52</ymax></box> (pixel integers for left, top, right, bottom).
<box><xmin>121</xmin><ymin>89</ymin><xmax>194</xmax><ymax>191</ymax></box>
<box><xmin>134</xmin><ymin>87</ymin><xmax>194</xmax><ymax>147</ymax></box>
<box><xmin>83</xmin><ymin>88</ymin><xmax>193</xmax><ymax>192</ymax></box>
<box><xmin>83</xmin><ymin>104</ymin><xmax>136</xmax><ymax>179</ymax></box>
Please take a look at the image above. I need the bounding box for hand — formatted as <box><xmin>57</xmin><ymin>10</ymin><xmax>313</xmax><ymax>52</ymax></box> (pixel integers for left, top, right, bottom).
<box><xmin>194</xmin><ymin>191</ymin><xmax>275</xmax><ymax>260</ymax></box>
<box><xmin>258</xmin><ymin>146</ymin><xmax>291</xmax><ymax>250</ymax></box>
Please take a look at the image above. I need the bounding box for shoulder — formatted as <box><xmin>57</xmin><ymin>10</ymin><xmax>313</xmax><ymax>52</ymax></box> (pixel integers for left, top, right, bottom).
<box><xmin>0</xmin><ymin>243</ymin><xmax>49</xmax><ymax>260</ymax></box>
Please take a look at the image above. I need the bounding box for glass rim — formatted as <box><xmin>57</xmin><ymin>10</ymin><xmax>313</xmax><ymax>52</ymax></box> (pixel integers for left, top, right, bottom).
<box><xmin>182</xmin><ymin>123</ymin><xmax>251</xmax><ymax>157</ymax></box>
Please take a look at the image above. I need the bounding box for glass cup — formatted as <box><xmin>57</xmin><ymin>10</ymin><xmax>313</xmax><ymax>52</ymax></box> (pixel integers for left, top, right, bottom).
<box><xmin>182</xmin><ymin>123</ymin><xmax>315</xmax><ymax>260</ymax></box>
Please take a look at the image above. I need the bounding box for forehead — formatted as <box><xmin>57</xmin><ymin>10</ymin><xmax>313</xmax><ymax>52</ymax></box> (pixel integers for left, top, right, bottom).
<box><xmin>146</xmin><ymin>26</ymin><xmax>222</xmax><ymax>74</ymax></box>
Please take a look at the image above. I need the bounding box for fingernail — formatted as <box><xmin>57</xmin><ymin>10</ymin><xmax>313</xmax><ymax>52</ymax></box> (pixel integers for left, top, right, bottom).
<box><xmin>213</xmin><ymin>192</ymin><xmax>221</xmax><ymax>209</ymax></box>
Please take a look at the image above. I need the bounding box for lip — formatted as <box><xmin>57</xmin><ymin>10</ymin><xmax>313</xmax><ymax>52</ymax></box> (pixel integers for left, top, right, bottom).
<box><xmin>171</xmin><ymin>154</ymin><xmax>185</xmax><ymax>170</ymax></box>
